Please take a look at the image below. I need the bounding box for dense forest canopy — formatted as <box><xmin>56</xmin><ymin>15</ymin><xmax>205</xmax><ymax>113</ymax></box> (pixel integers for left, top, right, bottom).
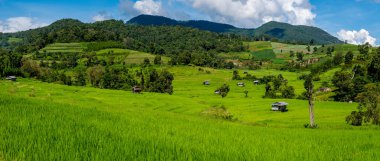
<box><xmin>2</xmin><ymin>19</ymin><xmax>245</xmax><ymax>55</ymax></box>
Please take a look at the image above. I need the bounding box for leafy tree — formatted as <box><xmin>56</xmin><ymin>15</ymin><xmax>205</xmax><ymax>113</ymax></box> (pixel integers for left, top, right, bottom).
<box><xmin>217</xmin><ymin>84</ymin><xmax>230</xmax><ymax>98</ymax></box>
<box><xmin>326</xmin><ymin>47</ymin><xmax>332</xmax><ymax>57</ymax></box>
<box><xmin>282</xmin><ymin>86</ymin><xmax>295</xmax><ymax>98</ymax></box>
<box><xmin>344</xmin><ymin>51</ymin><xmax>354</xmax><ymax>65</ymax></box>
<box><xmin>347</xmin><ymin>84</ymin><xmax>380</xmax><ymax>126</ymax></box>
<box><xmin>154</xmin><ymin>55</ymin><xmax>162</xmax><ymax>65</ymax></box>
<box><xmin>346</xmin><ymin>111</ymin><xmax>364</xmax><ymax>126</ymax></box>
<box><xmin>232</xmin><ymin>70</ymin><xmax>241</xmax><ymax>80</ymax></box>
<box><xmin>358</xmin><ymin>42</ymin><xmax>371</xmax><ymax>55</ymax></box>
<box><xmin>100</xmin><ymin>67</ymin><xmax>112</xmax><ymax>89</ymax></box>
<box><xmin>265</xmin><ymin>82</ymin><xmax>276</xmax><ymax>98</ymax></box>
<box><xmin>306</xmin><ymin>45</ymin><xmax>311</xmax><ymax>52</ymax></box>
<box><xmin>74</xmin><ymin>69</ymin><xmax>86</xmax><ymax>86</ymax></box>
<box><xmin>225</xmin><ymin>62</ymin><xmax>234</xmax><ymax>69</ymax></box>
<box><xmin>352</xmin><ymin>65</ymin><xmax>366</xmax><ymax>77</ymax></box>
<box><xmin>332</xmin><ymin>71</ymin><xmax>354</xmax><ymax>102</ymax></box>
<box><xmin>332</xmin><ymin>52</ymin><xmax>344</xmax><ymax>66</ymax></box>
<box><xmin>21</xmin><ymin>59</ymin><xmax>40</xmax><ymax>77</ymax></box>
<box><xmin>313</xmin><ymin>47</ymin><xmax>318</xmax><ymax>53</ymax></box>
<box><xmin>143</xmin><ymin>58</ymin><xmax>151</xmax><ymax>67</ymax></box>
<box><xmin>367</xmin><ymin>47</ymin><xmax>380</xmax><ymax>81</ymax></box>
<box><xmin>296</xmin><ymin>52</ymin><xmax>303</xmax><ymax>61</ymax></box>
<box><xmin>87</xmin><ymin>65</ymin><xmax>105</xmax><ymax>87</ymax></box>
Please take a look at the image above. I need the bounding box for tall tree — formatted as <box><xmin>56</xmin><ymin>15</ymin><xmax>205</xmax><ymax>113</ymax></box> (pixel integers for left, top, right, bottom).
<box><xmin>304</xmin><ymin>75</ymin><xmax>315</xmax><ymax>127</ymax></box>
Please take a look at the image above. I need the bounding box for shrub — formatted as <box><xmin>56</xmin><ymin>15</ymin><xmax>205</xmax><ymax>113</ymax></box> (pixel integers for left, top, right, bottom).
<box><xmin>201</xmin><ymin>105</ymin><xmax>235</xmax><ymax>121</ymax></box>
<box><xmin>216</xmin><ymin>84</ymin><xmax>230</xmax><ymax>98</ymax></box>
<box><xmin>346</xmin><ymin>111</ymin><xmax>364</xmax><ymax>126</ymax></box>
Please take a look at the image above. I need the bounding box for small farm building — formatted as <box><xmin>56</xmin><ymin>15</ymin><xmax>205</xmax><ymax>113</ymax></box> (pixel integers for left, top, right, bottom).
<box><xmin>237</xmin><ymin>82</ymin><xmax>245</xmax><ymax>87</ymax></box>
<box><xmin>203</xmin><ymin>81</ymin><xmax>210</xmax><ymax>85</ymax></box>
<box><xmin>6</xmin><ymin>76</ymin><xmax>17</xmax><ymax>81</ymax></box>
<box><xmin>132</xmin><ymin>86</ymin><xmax>142</xmax><ymax>93</ymax></box>
<box><xmin>271</xmin><ymin>102</ymin><xmax>288</xmax><ymax>112</ymax></box>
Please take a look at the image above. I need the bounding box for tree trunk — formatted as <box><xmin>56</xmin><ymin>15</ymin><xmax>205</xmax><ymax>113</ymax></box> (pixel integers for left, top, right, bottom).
<box><xmin>308</xmin><ymin>88</ymin><xmax>315</xmax><ymax>127</ymax></box>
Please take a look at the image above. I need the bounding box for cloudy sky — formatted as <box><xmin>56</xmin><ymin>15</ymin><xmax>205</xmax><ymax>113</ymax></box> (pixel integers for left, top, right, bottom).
<box><xmin>0</xmin><ymin>0</ymin><xmax>379</xmax><ymax>45</ymax></box>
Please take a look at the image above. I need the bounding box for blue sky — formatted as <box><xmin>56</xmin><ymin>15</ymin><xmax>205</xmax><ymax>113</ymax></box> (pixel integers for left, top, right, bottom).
<box><xmin>0</xmin><ymin>0</ymin><xmax>379</xmax><ymax>45</ymax></box>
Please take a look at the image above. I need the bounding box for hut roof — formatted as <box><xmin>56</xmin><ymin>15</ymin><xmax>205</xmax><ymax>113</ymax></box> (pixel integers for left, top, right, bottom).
<box><xmin>272</xmin><ymin>102</ymin><xmax>288</xmax><ymax>106</ymax></box>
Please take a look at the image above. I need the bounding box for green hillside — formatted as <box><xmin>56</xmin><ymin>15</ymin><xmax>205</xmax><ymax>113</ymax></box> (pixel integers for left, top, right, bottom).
<box><xmin>254</xmin><ymin>21</ymin><xmax>342</xmax><ymax>45</ymax></box>
<box><xmin>1</xmin><ymin>66</ymin><xmax>379</xmax><ymax>160</ymax></box>
<box><xmin>96</xmin><ymin>48</ymin><xmax>170</xmax><ymax>65</ymax></box>
<box><xmin>1</xmin><ymin>15</ymin><xmax>380</xmax><ymax>161</ymax></box>
<box><xmin>127</xmin><ymin>15</ymin><xmax>342</xmax><ymax>45</ymax></box>
<box><xmin>40</xmin><ymin>43</ymin><xmax>86</xmax><ymax>53</ymax></box>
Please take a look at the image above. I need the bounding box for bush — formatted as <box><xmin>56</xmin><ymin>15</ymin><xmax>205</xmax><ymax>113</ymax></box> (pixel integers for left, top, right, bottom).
<box><xmin>216</xmin><ymin>84</ymin><xmax>230</xmax><ymax>98</ymax></box>
<box><xmin>201</xmin><ymin>106</ymin><xmax>236</xmax><ymax>121</ymax></box>
<box><xmin>21</xmin><ymin>59</ymin><xmax>41</xmax><ymax>78</ymax></box>
<box><xmin>346</xmin><ymin>111</ymin><xmax>364</xmax><ymax>126</ymax></box>
<box><xmin>282</xmin><ymin>86</ymin><xmax>295</xmax><ymax>99</ymax></box>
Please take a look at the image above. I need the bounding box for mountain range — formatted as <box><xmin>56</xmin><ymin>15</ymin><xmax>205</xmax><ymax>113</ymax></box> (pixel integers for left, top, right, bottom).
<box><xmin>128</xmin><ymin>15</ymin><xmax>342</xmax><ymax>45</ymax></box>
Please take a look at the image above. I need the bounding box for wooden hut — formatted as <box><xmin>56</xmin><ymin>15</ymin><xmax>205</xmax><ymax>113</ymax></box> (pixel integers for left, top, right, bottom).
<box><xmin>271</xmin><ymin>102</ymin><xmax>288</xmax><ymax>112</ymax></box>
<box><xmin>5</xmin><ymin>76</ymin><xmax>17</xmax><ymax>81</ymax></box>
<box><xmin>132</xmin><ymin>86</ymin><xmax>142</xmax><ymax>94</ymax></box>
<box><xmin>237</xmin><ymin>82</ymin><xmax>245</xmax><ymax>87</ymax></box>
<box><xmin>203</xmin><ymin>81</ymin><xmax>210</xmax><ymax>85</ymax></box>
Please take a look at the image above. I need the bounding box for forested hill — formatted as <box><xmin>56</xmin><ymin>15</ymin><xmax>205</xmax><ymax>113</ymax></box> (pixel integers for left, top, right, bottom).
<box><xmin>254</xmin><ymin>21</ymin><xmax>342</xmax><ymax>45</ymax></box>
<box><xmin>127</xmin><ymin>15</ymin><xmax>238</xmax><ymax>33</ymax></box>
<box><xmin>3</xmin><ymin>19</ymin><xmax>245</xmax><ymax>55</ymax></box>
<box><xmin>127</xmin><ymin>14</ymin><xmax>342</xmax><ymax>45</ymax></box>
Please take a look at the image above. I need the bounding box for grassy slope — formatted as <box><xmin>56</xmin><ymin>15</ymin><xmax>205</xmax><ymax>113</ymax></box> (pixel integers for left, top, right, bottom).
<box><xmin>0</xmin><ymin>66</ymin><xmax>379</xmax><ymax>160</ymax></box>
<box><xmin>40</xmin><ymin>43</ymin><xmax>86</xmax><ymax>53</ymax></box>
<box><xmin>37</xmin><ymin>43</ymin><xmax>170</xmax><ymax>65</ymax></box>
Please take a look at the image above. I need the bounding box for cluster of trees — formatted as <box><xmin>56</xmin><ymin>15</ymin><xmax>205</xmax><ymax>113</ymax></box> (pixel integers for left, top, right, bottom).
<box><xmin>346</xmin><ymin>84</ymin><xmax>380</xmax><ymax>126</ymax></box>
<box><xmin>216</xmin><ymin>84</ymin><xmax>230</xmax><ymax>98</ymax></box>
<box><xmin>139</xmin><ymin>68</ymin><xmax>174</xmax><ymax>94</ymax></box>
<box><xmin>168</xmin><ymin>51</ymin><xmax>227</xmax><ymax>68</ymax></box>
<box><xmin>19</xmin><ymin>57</ymin><xmax>174</xmax><ymax>94</ymax></box>
<box><xmin>0</xmin><ymin>48</ymin><xmax>22</xmax><ymax>77</ymax></box>
<box><xmin>263</xmin><ymin>74</ymin><xmax>295</xmax><ymax>99</ymax></box>
<box><xmin>331</xmin><ymin>47</ymin><xmax>380</xmax><ymax>102</ymax></box>
<box><xmin>232</xmin><ymin>70</ymin><xmax>261</xmax><ymax>81</ymax></box>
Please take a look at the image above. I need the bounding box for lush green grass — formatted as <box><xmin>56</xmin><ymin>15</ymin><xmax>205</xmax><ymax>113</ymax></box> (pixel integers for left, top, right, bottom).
<box><xmin>219</xmin><ymin>52</ymin><xmax>253</xmax><ymax>60</ymax></box>
<box><xmin>327</xmin><ymin>44</ymin><xmax>359</xmax><ymax>54</ymax></box>
<box><xmin>251</xmin><ymin>49</ymin><xmax>276</xmax><ymax>61</ymax></box>
<box><xmin>40</xmin><ymin>43</ymin><xmax>86</xmax><ymax>53</ymax></box>
<box><xmin>7</xmin><ymin>37</ymin><xmax>23</xmax><ymax>44</ymax></box>
<box><xmin>0</xmin><ymin>66</ymin><xmax>379</xmax><ymax>160</ymax></box>
<box><xmin>245</xmin><ymin>41</ymin><xmax>272</xmax><ymax>52</ymax></box>
<box><xmin>37</xmin><ymin>43</ymin><xmax>171</xmax><ymax>65</ymax></box>
<box><xmin>96</xmin><ymin>48</ymin><xmax>170</xmax><ymax>65</ymax></box>
<box><xmin>271</xmin><ymin>42</ymin><xmax>317</xmax><ymax>54</ymax></box>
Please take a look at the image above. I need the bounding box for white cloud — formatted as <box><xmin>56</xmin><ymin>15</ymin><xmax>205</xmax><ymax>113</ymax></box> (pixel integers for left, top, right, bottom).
<box><xmin>119</xmin><ymin>0</ymin><xmax>164</xmax><ymax>17</ymax></box>
<box><xmin>134</xmin><ymin>0</ymin><xmax>163</xmax><ymax>15</ymax></box>
<box><xmin>0</xmin><ymin>17</ymin><xmax>48</xmax><ymax>33</ymax></box>
<box><xmin>181</xmin><ymin>0</ymin><xmax>316</xmax><ymax>28</ymax></box>
<box><xmin>92</xmin><ymin>11</ymin><xmax>113</xmax><ymax>22</ymax></box>
<box><xmin>337</xmin><ymin>29</ymin><xmax>377</xmax><ymax>46</ymax></box>
<box><xmin>119</xmin><ymin>0</ymin><xmax>316</xmax><ymax>28</ymax></box>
